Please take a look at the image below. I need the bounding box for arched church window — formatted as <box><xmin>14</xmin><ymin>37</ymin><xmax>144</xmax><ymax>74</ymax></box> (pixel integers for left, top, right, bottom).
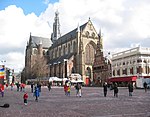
<box><xmin>43</xmin><ymin>50</ymin><xmax>45</xmax><ymax>55</ymax></box>
<box><xmin>59</xmin><ymin>47</ymin><xmax>61</xmax><ymax>56</ymax></box>
<box><xmin>68</xmin><ymin>43</ymin><xmax>71</xmax><ymax>54</ymax></box>
<box><xmin>34</xmin><ymin>49</ymin><xmax>38</xmax><ymax>55</ymax></box>
<box><xmin>55</xmin><ymin>49</ymin><xmax>57</xmax><ymax>58</ymax></box>
<box><xmin>63</xmin><ymin>46</ymin><xmax>65</xmax><ymax>55</ymax></box>
<box><xmin>73</xmin><ymin>41</ymin><xmax>76</xmax><ymax>53</ymax></box>
<box><xmin>85</xmin><ymin>44</ymin><xmax>95</xmax><ymax>64</ymax></box>
<box><xmin>51</xmin><ymin>50</ymin><xmax>54</xmax><ymax>59</ymax></box>
<box><xmin>92</xmin><ymin>32</ymin><xmax>95</xmax><ymax>38</ymax></box>
<box><xmin>86</xmin><ymin>31</ymin><xmax>90</xmax><ymax>38</ymax></box>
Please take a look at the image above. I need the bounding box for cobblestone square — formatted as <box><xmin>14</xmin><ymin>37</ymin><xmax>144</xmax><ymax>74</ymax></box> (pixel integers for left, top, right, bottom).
<box><xmin>0</xmin><ymin>86</ymin><xmax>150</xmax><ymax>117</ymax></box>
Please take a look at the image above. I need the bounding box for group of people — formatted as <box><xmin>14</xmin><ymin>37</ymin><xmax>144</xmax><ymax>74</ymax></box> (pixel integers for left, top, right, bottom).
<box><xmin>103</xmin><ymin>82</ymin><xmax>119</xmax><ymax>97</ymax></box>
<box><xmin>103</xmin><ymin>81</ymin><xmax>148</xmax><ymax>98</ymax></box>
<box><xmin>64</xmin><ymin>81</ymin><xmax>71</xmax><ymax>96</ymax></box>
<box><xmin>75</xmin><ymin>83</ymin><xmax>82</xmax><ymax>97</ymax></box>
<box><xmin>64</xmin><ymin>81</ymin><xmax>82</xmax><ymax>97</ymax></box>
<box><xmin>3</xmin><ymin>80</ymin><xmax>149</xmax><ymax>106</ymax></box>
<box><xmin>16</xmin><ymin>82</ymin><xmax>26</xmax><ymax>92</ymax></box>
<box><xmin>23</xmin><ymin>83</ymin><xmax>41</xmax><ymax>105</ymax></box>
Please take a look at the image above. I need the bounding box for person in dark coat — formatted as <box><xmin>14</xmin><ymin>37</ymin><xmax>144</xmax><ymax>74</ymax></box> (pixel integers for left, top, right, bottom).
<box><xmin>37</xmin><ymin>83</ymin><xmax>41</xmax><ymax>92</ymax></box>
<box><xmin>128</xmin><ymin>82</ymin><xmax>133</xmax><ymax>96</ymax></box>
<box><xmin>31</xmin><ymin>82</ymin><xmax>34</xmax><ymax>93</ymax></box>
<box><xmin>16</xmin><ymin>82</ymin><xmax>20</xmax><ymax>91</ymax></box>
<box><xmin>34</xmin><ymin>86</ymin><xmax>40</xmax><ymax>102</ymax></box>
<box><xmin>47</xmin><ymin>82</ymin><xmax>51</xmax><ymax>91</ymax></box>
<box><xmin>143</xmin><ymin>82</ymin><xmax>147</xmax><ymax>92</ymax></box>
<box><xmin>113</xmin><ymin>83</ymin><xmax>118</xmax><ymax>97</ymax></box>
<box><xmin>103</xmin><ymin>82</ymin><xmax>108</xmax><ymax>97</ymax></box>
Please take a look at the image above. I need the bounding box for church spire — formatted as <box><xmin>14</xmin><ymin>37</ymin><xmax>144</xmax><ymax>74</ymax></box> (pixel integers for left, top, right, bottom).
<box><xmin>77</xmin><ymin>23</ymin><xmax>80</xmax><ymax>32</ymax></box>
<box><xmin>51</xmin><ymin>10</ymin><xmax>61</xmax><ymax>43</ymax></box>
<box><xmin>98</xmin><ymin>29</ymin><xmax>103</xmax><ymax>51</ymax></box>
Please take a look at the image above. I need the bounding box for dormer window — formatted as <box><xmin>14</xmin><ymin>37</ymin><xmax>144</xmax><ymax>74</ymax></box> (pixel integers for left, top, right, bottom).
<box><xmin>92</xmin><ymin>32</ymin><xmax>95</xmax><ymax>38</ymax></box>
<box><xmin>34</xmin><ymin>49</ymin><xmax>38</xmax><ymax>55</ymax></box>
<box><xmin>86</xmin><ymin>31</ymin><xmax>89</xmax><ymax>38</ymax></box>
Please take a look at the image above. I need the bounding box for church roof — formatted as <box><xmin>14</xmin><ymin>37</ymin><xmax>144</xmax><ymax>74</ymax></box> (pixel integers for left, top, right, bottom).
<box><xmin>30</xmin><ymin>36</ymin><xmax>52</xmax><ymax>48</ymax></box>
<box><xmin>50</xmin><ymin>22</ymin><xmax>88</xmax><ymax>49</ymax></box>
<box><xmin>49</xmin><ymin>53</ymin><xmax>74</xmax><ymax>64</ymax></box>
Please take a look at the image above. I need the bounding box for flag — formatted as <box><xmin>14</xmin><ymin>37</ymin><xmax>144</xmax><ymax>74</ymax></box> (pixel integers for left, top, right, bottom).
<box><xmin>0</xmin><ymin>68</ymin><xmax>4</xmax><ymax>72</ymax></box>
<box><xmin>0</xmin><ymin>76</ymin><xmax>4</xmax><ymax>79</ymax></box>
<box><xmin>0</xmin><ymin>72</ymin><xmax>4</xmax><ymax>76</ymax></box>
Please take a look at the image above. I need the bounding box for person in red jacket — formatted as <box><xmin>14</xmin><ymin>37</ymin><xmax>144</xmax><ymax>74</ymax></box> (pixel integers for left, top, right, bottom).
<box><xmin>23</xmin><ymin>92</ymin><xmax>28</xmax><ymax>105</ymax></box>
<box><xmin>64</xmin><ymin>84</ymin><xmax>68</xmax><ymax>96</ymax></box>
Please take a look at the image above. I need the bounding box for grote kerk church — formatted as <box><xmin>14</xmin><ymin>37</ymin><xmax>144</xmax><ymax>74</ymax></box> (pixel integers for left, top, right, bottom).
<box><xmin>24</xmin><ymin>11</ymin><xmax>111</xmax><ymax>85</ymax></box>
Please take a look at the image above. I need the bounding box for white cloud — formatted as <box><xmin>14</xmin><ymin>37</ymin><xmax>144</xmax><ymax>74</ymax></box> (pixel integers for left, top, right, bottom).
<box><xmin>1</xmin><ymin>0</ymin><xmax>150</xmax><ymax>72</ymax></box>
<box><xmin>0</xmin><ymin>5</ymin><xmax>52</xmax><ymax>72</ymax></box>
<box><xmin>43</xmin><ymin>0</ymin><xmax>50</xmax><ymax>5</ymax></box>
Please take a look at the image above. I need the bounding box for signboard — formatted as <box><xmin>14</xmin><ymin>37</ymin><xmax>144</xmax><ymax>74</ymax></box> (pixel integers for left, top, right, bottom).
<box><xmin>0</xmin><ymin>65</ymin><xmax>5</xmax><ymax>85</ymax></box>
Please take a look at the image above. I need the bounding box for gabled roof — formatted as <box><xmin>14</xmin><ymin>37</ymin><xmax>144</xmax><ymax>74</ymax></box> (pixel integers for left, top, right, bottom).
<box><xmin>50</xmin><ymin>22</ymin><xmax>88</xmax><ymax>49</ymax></box>
<box><xmin>49</xmin><ymin>53</ymin><xmax>74</xmax><ymax>64</ymax></box>
<box><xmin>30</xmin><ymin>36</ymin><xmax>52</xmax><ymax>48</ymax></box>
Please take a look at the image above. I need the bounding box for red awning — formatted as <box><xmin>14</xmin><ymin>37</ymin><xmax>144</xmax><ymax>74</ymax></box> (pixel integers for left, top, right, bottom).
<box><xmin>0</xmin><ymin>76</ymin><xmax>4</xmax><ymax>79</ymax></box>
<box><xmin>108</xmin><ymin>76</ymin><xmax>137</xmax><ymax>82</ymax></box>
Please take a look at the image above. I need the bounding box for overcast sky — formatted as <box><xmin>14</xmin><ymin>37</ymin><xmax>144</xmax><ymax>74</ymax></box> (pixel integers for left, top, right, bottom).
<box><xmin>0</xmin><ymin>0</ymin><xmax>150</xmax><ymax>73</ymax></box>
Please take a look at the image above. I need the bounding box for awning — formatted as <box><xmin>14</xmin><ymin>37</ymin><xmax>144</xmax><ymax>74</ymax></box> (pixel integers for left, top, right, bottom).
<box><xmin>49</xmin><ymin>77</ymin><xmax>62</xmax><ymax>82</ymax></box>
<box><xmin>108</xmin><ymin>76</ymin><xmax>137</xmax><ymax>82</ymax></box>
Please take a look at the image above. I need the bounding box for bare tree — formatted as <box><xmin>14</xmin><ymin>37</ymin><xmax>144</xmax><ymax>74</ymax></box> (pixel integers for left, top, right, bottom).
<box><xmin>31</xmin><ymin>55</ymin><xmax>49</xmax><ymax>80</ymax></box>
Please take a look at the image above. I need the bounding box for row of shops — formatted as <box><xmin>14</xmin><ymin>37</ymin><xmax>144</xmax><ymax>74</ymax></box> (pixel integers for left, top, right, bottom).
<box><xmin>108</xmin><ymin>76</ymin><xmax>150</xmax><ymax>88</ymax></box>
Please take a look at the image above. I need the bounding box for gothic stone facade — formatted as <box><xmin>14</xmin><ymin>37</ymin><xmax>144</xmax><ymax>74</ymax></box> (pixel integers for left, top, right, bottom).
<box><xmin>25</xmin><ymin>34</ymin><xmax>52</xmax><ymax>80</ymax></box>
<box><xmin>93</xmin><ymin>33</ymin><xmax>112</xmax><ymax>86</ymax></box>
<box><xmin>48</xmin><ymin>19</ymin><xmax>99</xmax><ymax>83</ymax></box>
<box><xmin>24</xmin><ymin>11</ymin><xmax>111</xmax><ymax>85</ymax></box>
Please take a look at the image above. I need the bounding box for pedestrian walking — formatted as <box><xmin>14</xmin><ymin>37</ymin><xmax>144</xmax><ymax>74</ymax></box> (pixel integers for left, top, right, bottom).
<box><xmin>47</xmin><ymin>82</ymin><xmax>51</xmax><ymax>91</ymax></box>
<box><xmin>22</xmin><ymin>83</ymin><xmax>26</xmax><ymax>92</ymax></box>
<box><xmin>75</xmin><ymin>83</ymin><xmax>79</xmax><ymax>96</ymax></box>
<box><xmin>37</xmin><ymin>83</ymin><xmax>41</xmax><ymax>92</ymax></box>
<box><xmin>103</xmin><ymin>82</ymin><xmax>108</xmax><ymax>97</ymax></box>
<box><xmin>143</xmin><ymin>82</ymin><xmax>147</xmax><ymax>92</ymax></box>
<box><xmin>0</xmin><ymin>84</ymin><xmax>4</xmax><ymax>97</ymax></box>
<box><xmin>31</xmin><ymin>82</ymin><xmax>34</xmax><ymax>93</ymax></box>
<box><xmin>75</xmin><ymin>83</ymin><xmax>82</xmax><ymax>97</ymax></box>
<box><xmin>10</xmin><ymin>83</ymin><xmax>14</xmax><ymax>91</ymax></box>
<box><xmin>34</xmin><ymin>86</ymin><xmax>40</xmax><ymax>102</ymax></box>
<box><xmin>23</xmin><ymin>92</ymin><xmax>28</xmax><ymax>105</ymax></box>
<box><xmin>128</xmin><ymin>82</ymin><xmax>133</xmax><ymax>96</ymax></box>
<box><xmin>16</xmin><ymin>82</ymin><xmax>20</xmax><ymax>91</ymax></box>
<box><xmin>78</xmin><ymin>83</ymin><xmax>82</xmax><ymax>97</ymax></box>
<box><xmin>64</xmin><ymin>84</ymin><xmax>68</xmax><ymax>95</ymax></box>
<box><xmin>20</xmin><ymin>83</ymin><xmax>23</xmax><ymax>91</ymax></box>
<box><xmin>113</xmin><ymin>83</ymin><xmax>118</xmax><ymax>97</ymax></box>
<box><xmin>5</xmin><ymin>84</ymin><xmax>8</xmax><ymax>88</ymax></box>
<box><xmin>67</xmin><ymin>85</ymin><xmax>71</xmax><ymax>96</ymax></box>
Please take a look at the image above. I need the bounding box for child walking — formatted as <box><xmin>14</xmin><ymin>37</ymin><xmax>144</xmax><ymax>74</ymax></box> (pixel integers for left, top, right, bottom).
<box><xmin>23</xmin><ymin>92</ymin><xmax>28</xmax><ymax>105</ymax></box>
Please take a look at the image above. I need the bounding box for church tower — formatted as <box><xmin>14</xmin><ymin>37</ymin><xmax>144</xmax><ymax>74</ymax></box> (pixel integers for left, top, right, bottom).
<box><xmin>51</xmin><ymin>10</ymin><xmax>61</xmax><ymax>43</ymax></box>
<box><xmin>93</xmin><ymin>29</ymin><xmax>111</xmax><ymax>86</ymax></box>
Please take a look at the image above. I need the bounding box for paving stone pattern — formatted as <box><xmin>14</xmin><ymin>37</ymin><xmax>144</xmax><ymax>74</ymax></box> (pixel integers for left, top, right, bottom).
<box><xmin>0</xmin><ymin>86</ymin><xmax>150</xmax><ymax>117</ymax></box>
